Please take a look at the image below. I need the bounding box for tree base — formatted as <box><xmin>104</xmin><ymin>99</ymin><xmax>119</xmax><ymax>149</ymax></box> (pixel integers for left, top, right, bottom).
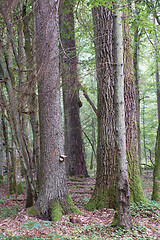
<box><xmin>28</xmin><ymin>193</ymin><xmax>81</xmax><ymax>221</ymax></box>
<box><xmin>85</xmin><ymin>187</ymin><xmax>116</xmax><ymax>211</ymax></box>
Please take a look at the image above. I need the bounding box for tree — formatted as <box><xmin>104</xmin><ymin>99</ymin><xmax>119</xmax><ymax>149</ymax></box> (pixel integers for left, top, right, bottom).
<box><xmin>86</xmin><ymin>6</ymin><xmax>116</xmax><ymax>210</ymax></box>
<box><xmin>152</xmin><ymin>17</ymin><xmax>160</xmax><ymax>201</ymax></box>
<box><xmin>59</xmin><ymin>0</ymin><xmax>88</xmax><ymax>177</ymax></box>
<box><xmin>113</xmin><ymin>4</ymin><xmax>132</xmax><ymax>229</ymax></box>
<box><xmin>22</xmin><ymin>2</ymin><xmax>40</xmax><ymax>187</ymax></box>
<box><xmin>86</xmin><ymin>2</ymin><xmax>145</xmax><ymax>211</ymax></box>
<box><xmin>0</xmin><ymin>108</ymin><xmax>3</xmax><ymax>179</ymax></box>
<box><xmin>123</xmin><ymin>11</ymin><xmax>145</xmax><ymax>203</ymax></box>
<box><xmin>34</xmin><ymin>0</ymin><xmax>80</xmax><ymax>220</ymax></box>
<box><xmin>133</xmin><ymin>0</ymin><xmax>142</xmax><ymax>173</ymax></box>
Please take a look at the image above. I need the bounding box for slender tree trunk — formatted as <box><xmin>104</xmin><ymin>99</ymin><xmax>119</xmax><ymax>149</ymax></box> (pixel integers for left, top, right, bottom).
<box><xmin>0</xmin><ymin>51</ymin><xmax>37</xmax><ymax>204</ymax></box>
<box><xmin>2</xmin><ymin>107</ymin><xmax>10</xmax><ymax>194</ymax></box>
<box><xmin>113</xmin><ymin>5</ymin><xmax>132</xmax><ymax>229</ymax></box>
<box><xmin>22</xmin><ymin>3</ymin><xmax>40</xmax><ymax>188</ymax></box>
<box><xmin>35</xmin><ymin>0</ymin><xmax>80</xmax><ymax>220</ymax></box>
<box><xmin>11</xmin><ymin>136</ymin><xmax>17</xmax><ymax>200</ymax></box>
<box><xmin>90</xmin><ymin>118</ymin><xmax>96</xmax><ymax>170</ymax></box>
<box><xmin>152</xmin><ymin>17</ymin><xmax>160</xmax><ymax>201</ymax></box>
<box><xmin>133</xmin><ymin>4</ymin><xmax>141</xmax><ymax>173</ymax></box>
<box><xmin>0</xmin><ymin>109</ymin><xmax>3</xmax><ymax>178</ymax></box>
<box><xmin>59</xmin><ymin>0</ymin><xmax>88</xmax><ymax>177</ymax></box>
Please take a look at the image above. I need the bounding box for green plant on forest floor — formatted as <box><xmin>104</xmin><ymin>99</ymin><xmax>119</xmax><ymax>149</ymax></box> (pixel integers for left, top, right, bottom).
<box><xmin>131</xmin><ymin>200</ymin><xmax>160</xmax><ymax>219</ymax></box>
<box><xmin>0</xmin><ymin>205</ymin><xmax>19</xmax><ymax>219</ymax></box>
<box><xmin>22</xmin><ymin>220</ymin><xmax>41</xmax><ymax>230</ymax></box>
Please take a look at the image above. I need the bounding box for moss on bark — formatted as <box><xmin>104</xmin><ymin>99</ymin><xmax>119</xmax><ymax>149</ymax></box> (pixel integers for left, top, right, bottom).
<box><xmin>30</xmin><ymin>193</ymin><xmax>81</xmax><ymax>221</ymax></box>
<box><xmin>27</xmin><ymin>206</ymin><xmax>39</xmax><ymax>217</ymax></box>
<box><xmin>129</xmin><ymin>173</ymin><xmax>146</xmax><ymax>204</ymax></box>
<box><xmin>127</xmin><ymin>150</ymin><xmax>146</xmax><ymax>204</ymax></box>
<box><xmin>49</xmin><ymin>194</ymin><xmax>81</xmax><ymax>221</ymax></box>
<box><xmin>85</xmin><ymin>186</ymin><xmax>116</xmax><ymax>211</ymax></box>
<box><xmin>152</xmin><ymin>126</ymin><xmax>160</xmax><ymax>201</ymax></box>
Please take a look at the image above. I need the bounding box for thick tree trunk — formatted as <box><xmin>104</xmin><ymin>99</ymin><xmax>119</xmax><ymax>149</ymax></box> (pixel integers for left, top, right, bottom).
<box><xmin>35</xmin><ymin>0</ymin><xmax>79</xmax><ymax>220</ymax></box>
<box><xmin>59</xmin><ymin>0</ymin><xmax>88</xmax><ymax>177</ymax></box>
<box><xmin>86</xmin><ymin>6</ymin><xmax>116</xmax><ymax>210</ymax></box>
<box><xmin>113</xmin><ymin>6</ymin><xmax>132</xmax><ymax>229</ymax></box>
<box><xmin>86</xmin><ymin>4</ymin><xmax>145</xmax><ymax>211</ymax></box>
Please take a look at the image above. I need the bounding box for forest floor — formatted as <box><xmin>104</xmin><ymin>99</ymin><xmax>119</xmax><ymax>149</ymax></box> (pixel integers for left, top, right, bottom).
<box><xmin>0</xmin><ymin>171</ymin><xmax>160</xmax><ymax>239</ymax></box>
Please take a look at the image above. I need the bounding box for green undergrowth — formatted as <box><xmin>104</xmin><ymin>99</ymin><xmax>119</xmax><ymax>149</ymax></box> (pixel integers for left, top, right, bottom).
<box><xmin>130</xmin><ymin>200</ymin><xmax>160</xmax><ymax>219</ymax></box>
<box><xmin>0</xmin><ymin>204</ymin><xmax>20</xmax><ymax>220</ymax></box>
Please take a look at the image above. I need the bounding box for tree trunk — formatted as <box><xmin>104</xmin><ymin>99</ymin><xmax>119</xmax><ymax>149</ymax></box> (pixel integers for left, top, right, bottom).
<box><xmin>0</xmin><ymin>51</ymin><xmax>37</xmax><ymax>204</ymax></box>
<box><xmin>86</xmin><ymin>4</ymin><xmax>145</xmax><ymax>211</ymax></box>
<box><xmin>86</xmin><ymin>6</ymin><xmax>116</xmax><ymax>210</ymax></box>
<box><xmin>35</xmin><ymin>0</ymin><xmax>80</xmax><ymax>220</ymax></box>
<box><xmin>123</xmin><ymin>14</ymin><xmax>146</xmax><ymax>203</ymax></box>
<box><xmin>133</xmin><ymin>2</ymin><xmax>141</xmax><ymax>173</ymax></box>
<box><xmin>0</xmin><ymin>109</ymin><xmax>3</xmax><ymax>178</ymax></box>
<box><xmin>59</xmin><ymin>0</ymin><xmax>88</xmax><ymax>177</ymax></box>
<box><xmin>22</xmin><ymin>3</ymin><xmax>40</xmax><ymax>188</ymax></box>
<box><xmin>2</xmin><ymin>107</ymin><xmax>10</xmax><ymax>194</ymax></box>
<box><xmin>152</xmin><ymin>17</ymin><xmax>160</xmax><ymax>201</ymax></box>
<box><xmin>113</xmin><ymin>5</ymin><xmax>132</xmax><ymax>229</ymax></box>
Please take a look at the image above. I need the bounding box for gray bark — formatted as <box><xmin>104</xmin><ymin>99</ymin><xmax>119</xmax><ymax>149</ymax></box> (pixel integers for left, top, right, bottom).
<box><xmin>113</xmin><ymin>6</ymin><xmax>132</xmax><ymax>229</ymax></box>
<box><xmin>35</xmin><ymin>0</ymin><xmax>68</xmax><ymax>218</ymax></box>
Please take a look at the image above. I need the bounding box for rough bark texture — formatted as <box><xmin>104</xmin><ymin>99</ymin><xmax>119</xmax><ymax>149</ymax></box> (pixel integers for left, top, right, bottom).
<box><xmin>35</xmin><ymin>0</ymin><xmax>79</xmax><ymax>220</ymax></box>
<box><xmin>123</xmin><ymin>15</ymin><xmax>146</xmax><ymax>203</ymax></box>
<box><xmin>113</xmin><ymin>6</ymin><xmax>132</xmax><ymax>229</ymax></box>
<box><xmin>86</xmin><ymin>5</ymin><xmax>145</xmax><ymax>211</ymax></box>
<box><xmin>59</xmin><ymin>0</ymin><xmax>88</xmax><ymax>177</ymax></box>
<box><xmin>86</xmin><ymin>6</ymin><xmax>116</xmax><ymax>211</ymax></box>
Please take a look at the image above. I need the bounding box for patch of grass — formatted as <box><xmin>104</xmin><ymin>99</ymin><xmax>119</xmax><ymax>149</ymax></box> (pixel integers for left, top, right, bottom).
<box><xmin>0</xmin><ymin>205</ymin><xmax>19</xmax><ymax>219</ymax></box>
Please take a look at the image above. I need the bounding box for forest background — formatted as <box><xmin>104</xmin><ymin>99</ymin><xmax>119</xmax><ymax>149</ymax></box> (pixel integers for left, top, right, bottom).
<box><xmin>0</xmin><ymin>0</ymin><xmax>160</xmax><ymax>238</ymax></box>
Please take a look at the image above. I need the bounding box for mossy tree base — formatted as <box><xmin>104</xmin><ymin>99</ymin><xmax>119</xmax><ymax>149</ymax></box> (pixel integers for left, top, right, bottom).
<box><xmin>129</xmin><ymin>174</ymin><xmax>146</xmax><ymax>204</ymax></box>
<box><xmin>85</xmin><ymin>187</ymin><xmax>116</xmax><ymax>211</ymax></box>
<box><xmin>28</xmin><ymin>193</ymin><xmax>81</xmax><ymax>221</ymax></box>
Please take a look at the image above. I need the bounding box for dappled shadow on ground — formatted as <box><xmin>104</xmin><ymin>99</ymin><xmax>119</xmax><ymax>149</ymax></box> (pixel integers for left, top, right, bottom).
<box><xmin>0</xmin><ymin>173</ymin><xmax>160</xmax><ymax>239</ymax></box>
